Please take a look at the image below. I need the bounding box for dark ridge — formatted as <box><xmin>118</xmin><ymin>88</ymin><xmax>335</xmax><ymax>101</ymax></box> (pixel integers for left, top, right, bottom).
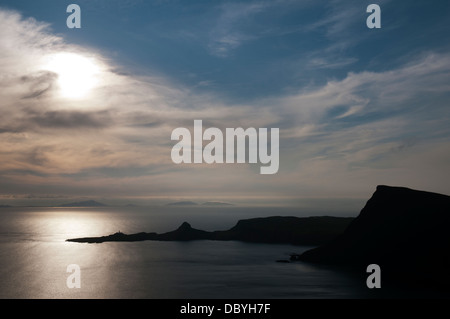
<box><xmin>212</xmin><ymin>216</ymin><xmax>354</xmax><ymax>245</ymax></box>
<box><xmin>67</xmin><ymin>216</ymin><xmax>354</xmax><ymax>245</ymax></box>
<box><xmin>67</xmin><ymin>231</ymin><xmax>158</xmax><ymax>243</ymax></box>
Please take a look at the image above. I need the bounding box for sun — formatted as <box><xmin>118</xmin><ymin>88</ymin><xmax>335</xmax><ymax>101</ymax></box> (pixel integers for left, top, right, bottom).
<box><xmin>43</xmin><ymin>52</ymin><xmax>101</xmax><ymax>99</ymax></box>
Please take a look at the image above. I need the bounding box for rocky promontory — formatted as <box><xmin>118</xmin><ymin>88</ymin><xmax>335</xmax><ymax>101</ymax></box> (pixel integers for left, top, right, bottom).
<box><xmin>67</xmin><ymin>216</ymin><xmax>353</xmax><ymax>245</ymax></box>
<box><xmin>298</xmin><ymin>185</ymin><xmax>450</xmax><ymax>287</ymax></box>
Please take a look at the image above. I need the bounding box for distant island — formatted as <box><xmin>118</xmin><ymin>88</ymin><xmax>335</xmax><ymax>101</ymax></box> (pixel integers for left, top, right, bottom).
<box><xmin>57</xmin><ymin>200</ymin><xmax>107</xmax><ymax>207</ymax></box>
<box><xmin>67</xmin><ymin>216</ymin><xmax>353</xmax><ymax>245</ymax></box>
<box><xmin>202</xmin><ymin>202</ymin><xmax>233</xmax><ymax>206</ymax></box>
<box><xmin>166</xmin><ymin>201</ymin><xmax>234</xmax><ymax>206</ymax></box>
<box><xmin>166</xmin><ymin>201</ymin><xmax>198</xmax><ymax>206</ymax></box>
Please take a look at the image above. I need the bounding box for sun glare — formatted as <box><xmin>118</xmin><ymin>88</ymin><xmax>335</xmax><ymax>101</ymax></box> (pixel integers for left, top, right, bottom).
<box><xmin>43</xmin><ymin>52</ymin><xmax>101</xmax><ymax>99</ymax></box>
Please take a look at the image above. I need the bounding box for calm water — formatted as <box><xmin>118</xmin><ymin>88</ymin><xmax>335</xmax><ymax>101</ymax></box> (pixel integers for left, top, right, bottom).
<box><xmin>0</xmin><ymin>206</ymin><xmax>374</xmax><ymax>299</ymax></box>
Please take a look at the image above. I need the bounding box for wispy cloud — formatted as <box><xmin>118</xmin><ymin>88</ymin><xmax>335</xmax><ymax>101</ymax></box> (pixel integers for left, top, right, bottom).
<box><xmin>208</xmin><ymin>2</ymin><xmax>268</xmax><ymax>57</ymax></box>
<box><xmin>306</xmin><ymin>0</ymin><xmax>392</xmax><ymax>49</ymax></box>
<box><xmin>307</xmin><ymin>56</ymin><xmax>358</xmax><ymax>70</ymax></box>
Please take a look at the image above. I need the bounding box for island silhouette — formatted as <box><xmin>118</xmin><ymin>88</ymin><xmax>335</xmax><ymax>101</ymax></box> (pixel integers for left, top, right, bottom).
<box><xmin>67</xmin><ymin>216</ymin><xmax>353</xmax><ymax>245</ymax></box>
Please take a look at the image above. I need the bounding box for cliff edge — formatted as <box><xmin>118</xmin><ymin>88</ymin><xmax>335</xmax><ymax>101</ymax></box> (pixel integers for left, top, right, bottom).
<box><xmin>299</xmin><ymin>185</ymin><xmax>450</xmax><ymax>287</ymax></box>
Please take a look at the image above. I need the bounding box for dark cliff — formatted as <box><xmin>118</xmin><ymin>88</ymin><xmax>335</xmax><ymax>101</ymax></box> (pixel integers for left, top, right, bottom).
<box><xmin>213</xmin><ymin>216</ymin><xmax>353</xmax><ymax>245</ymax></box>
<box><xmin>299</xmin><ymin>185</ymin><xmax>450</xmax><ymax>287</ymax></box>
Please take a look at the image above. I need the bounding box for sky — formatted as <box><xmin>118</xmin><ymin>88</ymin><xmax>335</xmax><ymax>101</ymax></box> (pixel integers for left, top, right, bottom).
<box><xmin>0</xmin><ymin>0</ymin><xmax>449</xmax><ymax>207</ymax></box>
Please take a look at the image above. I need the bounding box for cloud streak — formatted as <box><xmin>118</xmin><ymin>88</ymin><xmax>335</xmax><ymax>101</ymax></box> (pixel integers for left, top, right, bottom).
<box><xmin>207</xmin><ymin>2</ymin><xmax>268</xmax><ymax>57</ymax></box>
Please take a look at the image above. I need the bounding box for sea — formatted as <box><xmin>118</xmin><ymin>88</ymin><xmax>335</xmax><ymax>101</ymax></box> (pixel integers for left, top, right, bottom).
<box><xmin>0</xmin><ymin>206</ymin><xmax>409</xmax><ymax>299</ymax></box>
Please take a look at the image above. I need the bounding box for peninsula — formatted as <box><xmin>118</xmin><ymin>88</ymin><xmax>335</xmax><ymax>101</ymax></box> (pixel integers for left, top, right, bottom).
<box><xmin>66</xmin><ymin>216</ymin><xmax>354</xmax><ymax>245</ymax></box>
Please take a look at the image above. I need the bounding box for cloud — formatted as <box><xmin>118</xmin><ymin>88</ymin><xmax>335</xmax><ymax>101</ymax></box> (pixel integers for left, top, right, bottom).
<box><xmin>205</xmin><ymin>0</ymin><xmax>318</xmax><ymax>58</ymax></box>
<box><xmin>19</xmin><ymin>71</ymin><xmax>58</xmax><ymax>99</ymax></box>
<box><xmin>278</xmin><ymin>53</ymin><xmax>450</xmax><ymax>123</ymax></box>
<box><xmin>307</xmin><ymin>56</ymin><xmax>358</xmax><ymax>70</ymax></box>
<box><xmin>255</xmin><ymin>51</ymin><xmax>450</xmax><ymax>197</ymax></box>
<box><xmin>29</xmin><ymin>110</ymin><xmax>113</xmax><ymax>129</ymax></box>
<box><xmin>208</xmin><ymin>2</ymin><xmax>268</xmax><ymax>57</ymax></box>
<box><xmin>306</xmin><ymin>0</ymin><xmax>392</xmax><ymax>49</ymax></box>
<box><xmin>0</xmin><ymin>8</ymin><xmax>280</xmax><ymax>187</ymax></box>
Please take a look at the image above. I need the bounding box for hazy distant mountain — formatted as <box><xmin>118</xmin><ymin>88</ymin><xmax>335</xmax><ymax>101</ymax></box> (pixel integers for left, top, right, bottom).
<box><xmin>299</xmin><ymin>185</ymin><xmax>450</xmax><ymax>287</ymax></box>
<box><xmin>0</xmin><ymin>205</ymin><xmax>12</xmax><ymax>207</ymax></box>
<box><xmin>166</xmin><ymin>201</ymin><xmax>233</xmax><ymax>206</ymax></box>
<box><xmin>202</xmin><ymin>202</ymin><xmax>233</xmax><ymax>206</ymax></box>
<box><xmin>57</xmin><ymin>200</ymin><xmax>107</xmax><ymax>207</ymax></box>
<box><xmin>67</xmin><ymin>216</ymin><xmax>353</xmax><ymax>245</ymax></box>
<box><xmin>166</xmin><ymin>201</ymin><xmax>198</xmax><ymax>206</ymax></box>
